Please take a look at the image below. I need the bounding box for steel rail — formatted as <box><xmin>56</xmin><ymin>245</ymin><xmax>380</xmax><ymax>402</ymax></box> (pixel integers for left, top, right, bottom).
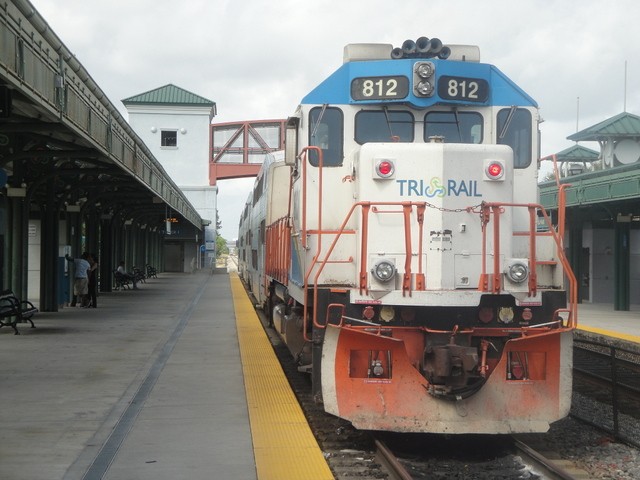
<box><xmin>513</xmin><ymin>439</ymin><xmax>579</xmax><ymax>480</ymax></box>
<box><xmin>374</xmin><ymin>439</ymin><xmax>413</xmax><ymax>480</ymax></box>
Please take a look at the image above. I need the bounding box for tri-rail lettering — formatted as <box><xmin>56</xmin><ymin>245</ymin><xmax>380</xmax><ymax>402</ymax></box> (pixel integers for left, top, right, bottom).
<box><xmin>396</xmin><ymin>178</ymin><xmax>483</xmax><ymax>197</ymax></box>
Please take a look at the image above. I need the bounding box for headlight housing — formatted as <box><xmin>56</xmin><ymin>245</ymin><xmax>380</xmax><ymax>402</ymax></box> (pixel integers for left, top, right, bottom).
<box><xmin>413</xmin><ymin>61</ymin><xmax>435</xmax><ymax>97</ymax></box>
<box><xmin>415</xmin><ymin>80</ymin><xmax>434</xmax><ymax>96</ymax></box>
<box><xmin>416</xmin><ymin>62</ymin><xmax>434</xmax><ymax>79</ymax></box>
<box><xmin>505</xmin><ymin>260</ymin><xmax>529</xmax><ymax>283</ymax></box>
<box><xmin>371</xmin><ymin>260</ymin><xmax>396</xmax><ymax>282</ymax></box>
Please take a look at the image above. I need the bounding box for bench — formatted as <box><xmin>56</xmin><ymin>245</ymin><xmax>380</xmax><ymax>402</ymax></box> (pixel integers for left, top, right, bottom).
<box><xmin>113</xmin><ymin>270</ymin><xmax>132</xmax><ymax>290</ymax></box>
<box><xmin>133</xmin><ymin>267</ymin><xmax>146</xmax><ymax>284</ymax></box>
<box><xmin>0</xmin><ymin>290</ymin><xmax>38</xmax><ymax>335</ymax></box>
<box><xmin>146</xmin><ymin>264</ymin><xmax>158</xmax><ymax>279</ymax></box>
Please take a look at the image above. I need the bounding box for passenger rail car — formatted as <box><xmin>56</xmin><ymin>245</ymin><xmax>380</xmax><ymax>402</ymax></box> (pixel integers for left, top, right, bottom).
<box><xmin>238</xmin><ymin>37</ymin><xmax>577</xmax><ymax>434</ymax></box>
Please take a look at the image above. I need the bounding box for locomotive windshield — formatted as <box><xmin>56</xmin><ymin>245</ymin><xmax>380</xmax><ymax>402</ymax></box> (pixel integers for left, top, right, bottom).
<box><xmin>423</xmin><ymin>111</ymin><xmax>483</xmax><ymax>144</ymax></box>
<box><xmin>355</xmin><ymin>110</ymin><xmax>414</xmax><ymax>144</ymax></box>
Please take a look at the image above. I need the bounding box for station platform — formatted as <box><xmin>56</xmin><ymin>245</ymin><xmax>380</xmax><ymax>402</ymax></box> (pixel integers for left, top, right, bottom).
<box><xmin>577</xmin><ymin>302</ymin><xmax>640</xmax><ymax>345</ymax></box>
<box><xmin>0</xmin><ymin>270</ymin><xmax>332</xmax><ymax>480</ymax></box>
<box><xmin>2</xmin><ymin>271</ymin><xmax>639</xmax><ymax>480</ymax></box>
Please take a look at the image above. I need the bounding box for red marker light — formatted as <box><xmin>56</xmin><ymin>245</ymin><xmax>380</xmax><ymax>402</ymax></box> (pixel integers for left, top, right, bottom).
<box><xmin>486</xmin><ymin>162</ymin><xmax>504</xmax><ymax>179</ymax></box>
<box><xmin>376</xmin><ymin>160</ymin><xmax>395</xmax><ymax>178</ymax></box>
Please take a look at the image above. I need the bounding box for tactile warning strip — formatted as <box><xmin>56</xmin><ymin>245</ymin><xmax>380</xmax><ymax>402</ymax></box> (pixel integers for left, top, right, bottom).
<box><xmin>230</xmin><ymin>273</ymin><xmax>334</xmax><ymax>480</ymax></box>
<box><xmin>578</xmin><ymin>325</ymin><xmax>640</xmax><ymax>344</ymax></box>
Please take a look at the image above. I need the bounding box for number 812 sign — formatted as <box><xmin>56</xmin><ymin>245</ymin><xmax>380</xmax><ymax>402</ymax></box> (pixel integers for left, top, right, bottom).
<box><xmin>437</xmin><ymin>75</ymin><xmax>489</xmax><ymax>102</ymax></box>
<box><xmin>351</xmin><ymin>76</ymin><xmax>409</xmax><ymax>101</ymax></box>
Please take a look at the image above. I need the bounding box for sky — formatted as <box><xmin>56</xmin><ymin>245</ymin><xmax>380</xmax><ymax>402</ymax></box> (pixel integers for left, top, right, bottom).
<box><xmin>29</xmin><ymin>0</ymin><xmax>640</xmax><ymax>240</ymax></box>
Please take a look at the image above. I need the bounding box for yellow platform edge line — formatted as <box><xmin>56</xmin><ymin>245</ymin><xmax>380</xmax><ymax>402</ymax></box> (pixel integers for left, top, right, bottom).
<box><xmin>577</xmin><ymin>325</ymin><xmax>640</xmax><ymax>344</ymax></box>
<box><xmin>229</xmin><ymin>272</ymin><xmax>334</xmax><ymax>480</ymax></box>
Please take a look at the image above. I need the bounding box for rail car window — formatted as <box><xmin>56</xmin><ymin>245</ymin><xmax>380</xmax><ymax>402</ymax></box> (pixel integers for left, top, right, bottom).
<box><xmin>354</xmin><ymin>110</ymin><xmax>414</xmax><ymax>144</ymax></box>
<box><xmin>309</xmin><ymin>107</ymin><xmax>343</xmax><ymax>166</ymax></box>
<box><xmin>423</xmin><ymin>112</ymin><xmax>483</xmax><ymax>144</ymax></box>
<box><xmin>497</xmin><ymin>108</ymin><xmax>532</xmax><ymax>168</ymax></box>
<box><xmin>253</xmin><ymin>175</ymin><xmax>264</xmax><ymax>206</ymax></box>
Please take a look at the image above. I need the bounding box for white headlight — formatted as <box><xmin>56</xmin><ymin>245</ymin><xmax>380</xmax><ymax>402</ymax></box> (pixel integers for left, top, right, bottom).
<box><xmin>416</xmin><ymin>62</ymin><xmax>434</xmax><ymax>79</ymax></box>
<box><xmin>505</xmin><ymin>260</ymin><xmax>529</xmax><ymax>283</ymax></box>
<box><xmin>415</xmin><ymin>80</ymin><xmax>433</xmax><ymax>96</ymax></box>
<box><xmin>372</xmin><ymin>260</ymin><xmax>396</xmax><ymax>282</ymax></box>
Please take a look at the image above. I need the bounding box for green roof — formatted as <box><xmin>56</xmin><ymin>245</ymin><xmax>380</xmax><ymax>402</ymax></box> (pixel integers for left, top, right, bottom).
<box><xmin>122</xmin><ymin>84</ymin><xmax>215</xmax><ymax>107</ymax></box>
<box><xmin>567</xmin><ymin>112</ymin><xmax>640</xmax><ymax>142</ymax></box>
<box><xmin>553</xmin><ymin>144</ymin><xmax>600</xmax><ymax>162</ymax></box>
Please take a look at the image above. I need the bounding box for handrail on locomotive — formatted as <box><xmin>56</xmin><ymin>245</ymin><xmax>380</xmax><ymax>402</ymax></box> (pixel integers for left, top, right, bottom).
<box><xmin>273</xmin><ymin>147</ymin><xmax>579</xmax><ymax>342</ymax></box>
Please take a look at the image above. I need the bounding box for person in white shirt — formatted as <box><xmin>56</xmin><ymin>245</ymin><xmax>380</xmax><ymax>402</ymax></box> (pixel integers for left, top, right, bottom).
<box><xmin>116</xmin><ymin>261</ymin><xmax>139</xmax><ymax>290</ymax></box>
<box><xmin>65</xmin><ymin>252</ymin><xmax>91</xmax><ymax>307</ymax></box>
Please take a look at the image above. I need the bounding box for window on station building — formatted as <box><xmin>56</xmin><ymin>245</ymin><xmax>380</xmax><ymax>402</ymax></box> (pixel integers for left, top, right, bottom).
<box><xmin>161</xmin><ymin>130</ymin><xmax>178</xmax><ymax>147</ymax></box>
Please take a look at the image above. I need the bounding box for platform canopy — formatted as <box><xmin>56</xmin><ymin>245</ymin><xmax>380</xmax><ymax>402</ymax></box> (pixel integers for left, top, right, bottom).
<box><xmin>568</xmin><ymin>112</ymin><xmax>640</xmax><ymax>142</ymax></box>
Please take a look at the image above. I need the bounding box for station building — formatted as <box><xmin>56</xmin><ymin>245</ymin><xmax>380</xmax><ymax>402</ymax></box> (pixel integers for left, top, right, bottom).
<box><xmin>123</xmin><ymin>85</ymin><xmax>218</xmax><ymax>272</ymax></box>
<box><xmin>540</xmin><ymin>112</ymin><xmax>640</xmax><ymax>311</ymax></box>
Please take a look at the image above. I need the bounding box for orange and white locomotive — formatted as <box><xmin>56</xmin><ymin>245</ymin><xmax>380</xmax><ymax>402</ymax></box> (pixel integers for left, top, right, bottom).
<box><xmin>238</xmin><ymin>37</ymin><xmax>577</xmax><ymax>434</ymax></box>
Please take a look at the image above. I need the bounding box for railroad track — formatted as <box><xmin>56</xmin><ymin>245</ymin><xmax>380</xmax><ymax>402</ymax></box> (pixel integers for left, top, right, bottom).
<box><xmin>375</xmin><ymin>439</ymin><xmax>412</xmax><ymax>480</ymax></box>
<box><xmin>572</xmin><ymin>337</ymin><xmax>640</xmax><ymax>448</ymax></box>
<box><xmin>373</xmin><ymin>433</ymin><xmax>591</xmax><ymax>480</ymax></box>
<box><xmin>574</xmin><ymin>340</ymin><xmax>640</xmax><ymax>394</ymax></box>
<box><xmin>245</xmin><ymin>282</ymin><xmax>636</xmax><ymax>478</ymax></box>
<box><xmin>512</xmin><ymin>437</ymin><xmax>588</xmax><ymax>480</ymax></box>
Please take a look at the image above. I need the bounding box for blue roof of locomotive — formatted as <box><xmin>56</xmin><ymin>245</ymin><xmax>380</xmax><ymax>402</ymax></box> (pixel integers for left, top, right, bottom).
<box><xmin>301</xmin><ymin>57</ymin><xmax>537</xmax><ymax>108</ymax></box>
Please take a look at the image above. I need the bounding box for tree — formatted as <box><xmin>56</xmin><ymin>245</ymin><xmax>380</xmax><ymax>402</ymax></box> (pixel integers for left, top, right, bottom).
<box><xmin>216</xmin><ymin>208</ymin><xmax>222</xmax><ymax>233</ymax></box>
<box><xmin>214</xmin><ymin>208</ymin><xmax>228</xmax><ymax>256</ymax></box>
<box><xmin>216</xmin><ymin>235</ymin><xmax>229</xmax><ymax>257</ymax></box>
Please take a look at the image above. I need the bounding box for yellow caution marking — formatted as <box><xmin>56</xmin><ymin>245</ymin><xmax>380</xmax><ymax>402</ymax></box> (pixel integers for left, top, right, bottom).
<box><xmin>578</xmin><ymin>325</ymin><xmax>640</xmax><ymax>344</ymax></box>
<box><xmin>230</xmin><ymin>273</ymin><xmax>334</xmax><ymax>480</ymax></box>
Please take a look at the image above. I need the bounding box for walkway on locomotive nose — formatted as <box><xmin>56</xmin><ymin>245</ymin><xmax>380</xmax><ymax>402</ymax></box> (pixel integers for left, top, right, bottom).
<box><xmin>0</xmin><ymin>272</ymin><xmax>256</xmax><ymax>480</ymax></box>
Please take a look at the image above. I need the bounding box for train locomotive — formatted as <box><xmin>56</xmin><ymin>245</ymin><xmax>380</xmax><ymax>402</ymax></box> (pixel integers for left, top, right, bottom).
<box><xmin>238</xmin><ymin>37</ymin><xmax>577</xmax><ymax>434</ymax></box>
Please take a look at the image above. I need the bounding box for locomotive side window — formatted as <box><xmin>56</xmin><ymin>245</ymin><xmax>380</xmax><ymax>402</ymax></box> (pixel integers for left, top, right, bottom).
<box><xmin>423</xmin><ymin>112</ymin><xmax>483</xmax><ymax>144</ymax></box>
<box><xmin>354</xmin><ymin>110</ymin><xmax>414</xmax><ymax>144</ymax></box>
<box><xmin>497</xmin><ymin>108</ymin><xmax>532</xmax><ymax>168</ymax></box>
<box><xmin>253</xmin><ymin>175</ymin><xmax>264</xmax><ymax>206</ymax></box>
<box><xmin>309</xmin><ymin>106</ymin><xmax>344</xmax><ymax>166</ymax></box>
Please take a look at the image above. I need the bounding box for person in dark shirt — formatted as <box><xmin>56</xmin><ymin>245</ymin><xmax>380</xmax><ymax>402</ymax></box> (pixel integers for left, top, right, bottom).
<box><xmin>87</xmin><ymin>253</ymin><xmax>99</xmax><ymax>308</ymax></box>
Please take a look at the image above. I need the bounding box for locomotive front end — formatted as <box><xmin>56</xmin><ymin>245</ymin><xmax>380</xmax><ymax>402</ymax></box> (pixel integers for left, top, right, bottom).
<box><xmin>259</xmin><ymin>37</ymin><xmax>577</xmax><ymax>434</ymax></box>
<box><xmin>316</xmin><ymin>142</ymin><xmax>574</xmax><ymax>433</ymax></box>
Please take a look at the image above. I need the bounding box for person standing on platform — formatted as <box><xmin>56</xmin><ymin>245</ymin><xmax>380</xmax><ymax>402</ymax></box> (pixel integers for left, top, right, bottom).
<box><xmin>65</xmin><ymin>252</ymin><xmax>91</xmax><ymax>307</ymax></box>
<box><xmin>88</xmin><ymin>253</ymin><xmax>99</xmax><ymax>308</ymax></box>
